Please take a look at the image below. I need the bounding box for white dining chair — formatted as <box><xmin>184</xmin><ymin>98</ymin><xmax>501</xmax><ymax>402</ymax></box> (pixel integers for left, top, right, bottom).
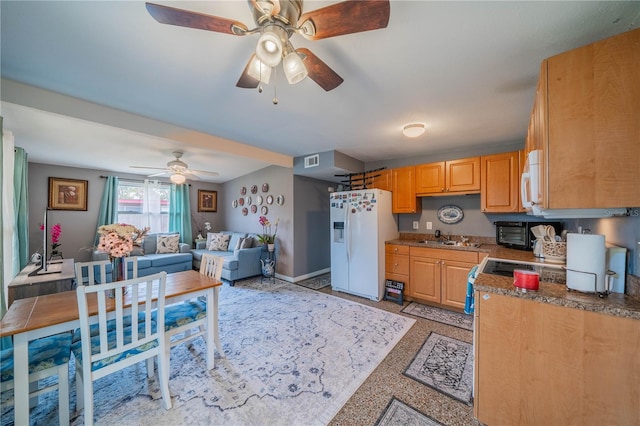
<box><xmin>73</xmin><ymin>272</ymin><xmax>172</xmax><ymax>425</ymax></box>
<box><xmin>123</xmin><ymin>256</ymin><xmax>138</xmax><ymax>280</ymax></box>
<box><xmin>158</xmin><ymin>254</ymin><xmax>223</xmax><ymax>357</ymax></box>
<box><xmin>0</xmin><ymin>332</ymin><xmax>73</xmax><ymax>425</ymax></box>
<box><xmin>74</xmin><ymin>259</ymin><xmax>110</xmax><ymax>286</ymax></box>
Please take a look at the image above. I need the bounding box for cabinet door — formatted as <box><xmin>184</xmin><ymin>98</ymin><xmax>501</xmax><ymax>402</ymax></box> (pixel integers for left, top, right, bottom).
<box><xmin>480</xmin><ymin>151</ymin><xmax>519</xmax><ymax>213</ymax></box>
<box><xmin>370</xmin><ymin>169</ymin><xmax>392</xmax><ymax>192</ymax></box>
<box><xmin>547</xmin><ymin>28</ymin><xmax>640</xmax><ymax>208</ymax></box>
<box><xmin>392</xmin><ymin>166</ymin><xmax>419</xmax><ymax>214</ymax></box>
<box><xmin>446</xmin><ymin>157</ymin><xmax>480</xmax><ymax>193</ymax></box>
<box><xmin>409</xmin><ymin>256</ymin><xmax>440</xmax><ymax>302</ymax></box>
<box><xmin>415</xmin><ymin>162</ymin><xmax>445</xmax><ymax>194</ymax></box>
<box><xmin>440</xmin><ymin>260</ymin><xmax>475</xmax><ymax>309</ymax></box>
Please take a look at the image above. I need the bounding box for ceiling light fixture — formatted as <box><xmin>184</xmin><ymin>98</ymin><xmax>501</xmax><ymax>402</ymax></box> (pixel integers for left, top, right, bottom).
<box><xmin>282</xmin><ymin>42</ymin><xmax>308</xmax><ymax>84</ymax></box>
<box><xmin>255</xmin><ymin>25</ymin><xmax>286</xmax><ymax>67</ymax></box>
<box><xmin>402</xmin><ymin>123</ymin><xmax>426</xmax><ymax>138</ymax></box>
<box><xmin>247</xmin><ymin>55</ymin><xmax>272</xmax><ymax>84</ymax></box>
<box><xmin>170</xmin><ymin>173</ymin><xmax>186</xmax><ymax>185</ymax></box>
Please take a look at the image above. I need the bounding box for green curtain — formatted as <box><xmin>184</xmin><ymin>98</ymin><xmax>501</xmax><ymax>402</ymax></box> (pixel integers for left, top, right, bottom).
<box><xmin>94</xmin><ymin>176</ymin><xmax>119</xmax><ymax>245</ymax></box>
<box><xmin>169</xmin><ymin>184</ymin><xmax>192</xmax><ymax>246</ymax></box>
<box><xmin>13</xmin><ymin>147</ymin><xmax>29</xmax><ymax>271</ymax></box>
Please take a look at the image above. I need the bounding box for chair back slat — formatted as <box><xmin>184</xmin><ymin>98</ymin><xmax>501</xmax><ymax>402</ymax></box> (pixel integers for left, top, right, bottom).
<box><xmin>200</xmin><ymin>254</ymin><xmax>223</xmax><ymax>281</ymax></box>
<box><xmin>123</xmin><ymin>257</ymin><xmax>138</xmax><ymax>280</ymax></box>
<box><xmin>75</xmin><ymin>260</ymin><xmax>110</xmax><ymax>285</ymax></box>
<box><xmin>76</xmin><ymin>272</ymin><xmax>167</xmax><ymax>365</ymax></box>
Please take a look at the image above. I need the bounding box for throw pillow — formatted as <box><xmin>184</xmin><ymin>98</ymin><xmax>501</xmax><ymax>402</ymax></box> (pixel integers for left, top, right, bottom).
<box><xmin>240</xmin><ymin>237</ymin><xmax>254</xmax><ymax>249</ymax></box>
<box><xmin>235</xmin><ymin>237</ymin><xmax>246</xmax><ymax>250</ymax></box>
<box><xmin>156</xmin><ymin>234</ymin><xmax>180</xmax><ymax>254</ymax></box>
<box><xmin>207</xmin><ymin>233</ymin><xmax>231</xmax><ymax>251</ymax></box>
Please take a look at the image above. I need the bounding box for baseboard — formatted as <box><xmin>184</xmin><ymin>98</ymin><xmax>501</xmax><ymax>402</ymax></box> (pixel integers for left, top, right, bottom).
<box><xmin>275</xmin><ymin>267</ymin><xmax>331</xmax><ymax>283</ymax></box>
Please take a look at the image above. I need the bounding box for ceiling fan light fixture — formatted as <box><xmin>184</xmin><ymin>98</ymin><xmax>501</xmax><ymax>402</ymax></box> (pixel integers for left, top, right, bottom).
<box><xmin>247</xmin><ymin>55</ymin><xmax>272</xmax><ymax>83</ymax></box>
<box><xmin>170</xmin><ymin>173</ymin><xmax>187</xmax><ymax>185</ymax></box>
<box><xmin>255</xmin><ymin>26</ymin><xmax>286</xmax><ymax>67</ymax></box>
<box><xmin>283</xmin><ymin>44</ymin><xmax>307</xmax><ymax>84</ymax></box>
<box><xmin>402</xmin><ymin>123</ymin><xmax>426</xmax><ymax>138</ymax></box>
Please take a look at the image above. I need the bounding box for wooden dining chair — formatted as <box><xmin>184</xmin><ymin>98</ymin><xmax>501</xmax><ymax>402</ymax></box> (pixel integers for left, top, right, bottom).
<box><xmin>157</xmin><ymin>254</ymin><xmax>223</xmax><ymax>359</ymax></box>
<box><xmin>72</xmin><ymin>272</ymin><xmax>172</xmax><ymax>426</ymax></box>
<box><xmin>0</xmin><ymin>332</ymin><xmax>73</xmax><ymax>425</ymax></box>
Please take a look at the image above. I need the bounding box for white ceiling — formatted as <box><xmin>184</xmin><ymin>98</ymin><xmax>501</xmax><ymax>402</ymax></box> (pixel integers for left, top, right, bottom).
<box><xmin>2</xmin><ymin>1</ymin><xmax>639</xmax><ymax>183</ymax></box>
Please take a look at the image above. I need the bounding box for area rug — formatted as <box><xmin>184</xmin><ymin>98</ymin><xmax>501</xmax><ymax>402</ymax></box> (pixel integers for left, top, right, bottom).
<box><xmin>403</xmin><ymin>332</ymin><xmax>474</xmax><ymax>405</ymax></box>
<box><xmin>375</xmin><ymin>397</ymin><xmax>443</xmax><ymax>426</ymax></box>
<box><xmin>401</xmin><ymin>302</ymin><xmax>473</xmax><ymax>331</ymax></box>
<box><xmin>2</xmin><ymin>277</ymin><xmax>414</xmax><ymax>426</ymax></box>
<box><xmin>295</xmin><ymin>272</ymin><xmax>331</xmax><ymax>290</ymax></box>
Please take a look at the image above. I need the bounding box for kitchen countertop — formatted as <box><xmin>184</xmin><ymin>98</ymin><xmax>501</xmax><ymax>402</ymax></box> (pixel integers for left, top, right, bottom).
<box><xmin>386</xmin><ymin>239</ymin><xmax>640</xmax><ymax>320</ymax></box>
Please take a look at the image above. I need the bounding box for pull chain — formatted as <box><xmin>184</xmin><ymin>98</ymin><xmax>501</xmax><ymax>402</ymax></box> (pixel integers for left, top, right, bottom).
<box><xmin>258</xmin><ymin>60</ymin><xmax>263</xmax><ymax>93</ymax></box>
<box><xmin>272</xmin><ymin>66</ymin><xmax>278</xmax><ymax>105</ymax></box>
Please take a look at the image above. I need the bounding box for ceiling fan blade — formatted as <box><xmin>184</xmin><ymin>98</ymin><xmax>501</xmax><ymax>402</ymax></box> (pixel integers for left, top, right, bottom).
<box><xmin>298</xmin><ymin>0</ymin><xmax>390</xmax><ymax>40</ymax></box>
<box><xmin>297</xmin><ymin>48</ymin><xmax>343</xmax><ymax>91</ymax></box>
<box><xmin>236</xmin><ymin>55</ymin><xmax>260</xmax><ymax>89</ymax></box>
<box><xmin>145</xmin><ymin>2</ymin><xmax>249</xmax><ymax>36</ymax></box>
<box><xmin>189</xmin><ymin>169</ymin><xmax>220</xmax><ymax>177</ymax></box>
<box><xmin>147</xmin><ymin>171</ymin><xmax>170</xmax><ymax>178</ymax></box>
<box><xmin>130</xmin><ymin>166</ymin><xmax>166</xmax><ymax>171</ymax></box>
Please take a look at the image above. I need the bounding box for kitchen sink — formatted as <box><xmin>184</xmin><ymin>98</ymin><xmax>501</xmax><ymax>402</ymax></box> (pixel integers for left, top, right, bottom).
<box><xmin>416</xmin><ymin>240</ymin><xmax>481</xmax><ymax>248</ymax></box>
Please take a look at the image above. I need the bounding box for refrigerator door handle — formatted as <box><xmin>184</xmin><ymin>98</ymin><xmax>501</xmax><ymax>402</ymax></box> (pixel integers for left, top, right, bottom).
<box><xmin>345</xmin><ymin>206</ymin><xmax>351</xmax><ymax>262</ymax></box>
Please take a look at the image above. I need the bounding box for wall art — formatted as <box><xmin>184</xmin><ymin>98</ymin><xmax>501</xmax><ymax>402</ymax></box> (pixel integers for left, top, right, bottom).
<box><xmin>48</xmin><ymin>177</ymin><xmax>88</xmax><ymax>211</ymax></box>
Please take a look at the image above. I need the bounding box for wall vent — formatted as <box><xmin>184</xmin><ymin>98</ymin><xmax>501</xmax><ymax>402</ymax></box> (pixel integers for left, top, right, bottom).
<box><xmin>304</xmin><ymin>154</ymin><xmax>320</xmax><ymax>168</ymax></box>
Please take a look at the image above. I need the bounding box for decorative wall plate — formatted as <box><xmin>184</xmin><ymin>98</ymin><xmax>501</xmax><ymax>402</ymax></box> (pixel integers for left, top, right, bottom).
<box><xmin>262</xmin><ymin>183</ymin><xmax>269</xmax><ymax>193</ymax></box>
<box><xmin>240</xmin><ymin>186</ymin><xmax>247</xmax><ymax>196</ymax></box>
<box><xmin>266</xmin><ymin>195</ymin><xmax>274</xmax><ymax>205</ymax></box>
<box><xmin>251</xmin><ymin>204</ymin><xmax>257</xmax><ymax>214</ymax></box>
<box><xmin>276</xmin><ymin>195</ymin><xmax>285</xmax><ymax>206</ymax></box>
<box><xmin>232</xmin><ymin>199</ymin><xmax>238</xmax><ymax>208</ymax></box>
<box><xmin>238</xmin><ymin>197</ymin><xmax>245</xmax><ymax>206</ymax></box>
<box><xmin>261</xmin><ymin>205</ymin><xmax>268</xmax><ymax>215</ymax></box>
<box><xmin>246</xmin><ymin>196</ymin><xmax>252</xmax><ymax>205</ymax></box>
<box><xmin>256</xmin><ymin>195</ymin><xmax>263</xmax><ymax>205</ymax></box>
<box><xmin>437</xmin><ymin>205</ymin><xmax>464</xmax><ymax>224</ymax></box>
<box><xmin>242</xmin><ymin>207</ymin><xmax>248</xmax><ymax>216</ymax></box>
<box><xmin>250</xmin><ymin>185</ymin><xmax>258</xmax><ymax>194</ymax></box>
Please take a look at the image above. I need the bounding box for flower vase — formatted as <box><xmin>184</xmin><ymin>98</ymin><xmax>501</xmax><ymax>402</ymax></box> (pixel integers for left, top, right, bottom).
<box><xmin>111</xmin><ymin>257</ymin><xmax>126</xmax><ymax>282</ymax></box>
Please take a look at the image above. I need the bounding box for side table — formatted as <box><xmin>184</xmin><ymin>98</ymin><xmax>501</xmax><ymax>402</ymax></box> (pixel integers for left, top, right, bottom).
<box><xmin>260</xmin><ymin>249</ymin><xmax>276</xmax><ymax>283</ymax></box>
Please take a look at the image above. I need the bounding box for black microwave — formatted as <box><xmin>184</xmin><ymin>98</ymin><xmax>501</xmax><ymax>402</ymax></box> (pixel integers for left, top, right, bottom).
<box><xmin>494</xmin><ymin>221</ymin><xmax>563</xmax><ymax>251</ymax></box>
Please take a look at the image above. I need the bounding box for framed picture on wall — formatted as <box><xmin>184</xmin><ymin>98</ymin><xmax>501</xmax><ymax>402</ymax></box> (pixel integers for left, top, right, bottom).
<box><xmin>198</xmin><ymin>190</ymin><xmax>217</xmax><ymax>212</ymax></box>
<box><xmin>48</xmin><ymin>177</ymin><xmax>88</xmax><ymax>211</ymax></box>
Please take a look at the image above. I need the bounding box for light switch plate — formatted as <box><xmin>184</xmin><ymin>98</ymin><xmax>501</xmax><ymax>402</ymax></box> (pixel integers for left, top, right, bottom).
<box><xmin>412</xmin><ymin>221</ymin><xmax>419</xmax><ymax>230</ymax></box>
<box><xmin>426</xmin><ymin>221</ymin><xmax>433</xmax><ymax>230</ymax></box>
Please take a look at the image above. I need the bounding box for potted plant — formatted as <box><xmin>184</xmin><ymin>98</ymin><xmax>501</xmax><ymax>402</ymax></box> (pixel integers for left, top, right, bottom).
<box><xmin>257</xmin><ymin>216</ymin><xmax>279</xmax><ymax>251</ymax></box>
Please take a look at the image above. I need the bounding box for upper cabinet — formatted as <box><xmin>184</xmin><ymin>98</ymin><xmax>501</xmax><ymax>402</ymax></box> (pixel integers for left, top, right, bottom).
<box><xmin>527</xmin><ymin>28</ymin><xmax>640</xmax><ymax>209</ymax></box>
<box><xmin>415</xmin><ymin>157</ymin><xmax>480</xmax><ymax>196</ymax></box>
<box><xmin>392</xmin><ymin>166</ymin><xmax>421</xmax><ymax>214</ymax></box>
<box><xmin>480</xmin><ymin>151</ymin><xmax>523</xmax><ymax>213</ymax></box>
<box><xmin>370</xmin><ymin>169</ymin><xmax>392</xmax><ymax>192</ymax></box>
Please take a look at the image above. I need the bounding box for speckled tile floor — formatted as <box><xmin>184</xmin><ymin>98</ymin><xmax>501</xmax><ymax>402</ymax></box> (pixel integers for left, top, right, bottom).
<box><xmin>316</xmin><ymin>287</ymin><xmax>477</xmax><ymax>426</ymax></box>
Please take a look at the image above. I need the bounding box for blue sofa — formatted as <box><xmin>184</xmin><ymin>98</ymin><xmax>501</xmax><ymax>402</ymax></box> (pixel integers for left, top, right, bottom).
<box><xmin>92</xmin><ymin>233</ymin><xmax>193</xmax><ymax>280</ymax></box>
<box><xmin>190</xmin><ymin>231</ymin><xmax>263</xmax><ymax>285</ymax></box>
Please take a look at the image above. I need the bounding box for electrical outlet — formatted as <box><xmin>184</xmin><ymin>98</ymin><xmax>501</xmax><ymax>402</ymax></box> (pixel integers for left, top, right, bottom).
<box><xmin>426</xmin><ymin>221</ymin><xmax>433</xmax><ymax>230</ymax></box>
<box><xmin>412</xmin><ymin>221</ymin><xmax>419</xmax><ymax>230</ymax></box>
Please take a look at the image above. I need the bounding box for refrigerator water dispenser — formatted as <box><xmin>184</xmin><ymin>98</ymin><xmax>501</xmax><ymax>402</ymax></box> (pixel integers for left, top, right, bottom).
<box><xmin>333</xmin><ymin>222</ymin><xmax>344</xmax><ymax>243</ymax></box>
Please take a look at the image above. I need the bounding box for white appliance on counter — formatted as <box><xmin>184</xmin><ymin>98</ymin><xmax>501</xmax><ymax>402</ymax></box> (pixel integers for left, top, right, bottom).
<box><xmin>330</xmin><ymin>189</ymin><xmax>398</xmax><ymax>301</ymax></box>
<box><xmin>520</xmin><ymin>150</ymin><xmax>628</xmax><ymax>219</ymax></box>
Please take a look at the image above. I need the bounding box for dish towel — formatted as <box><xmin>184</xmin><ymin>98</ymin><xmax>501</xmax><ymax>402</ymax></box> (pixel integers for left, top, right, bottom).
<box><xmin>464</xmin><ymin>264</ymin><xmax>479</xmax><ymax>315</ymax></box>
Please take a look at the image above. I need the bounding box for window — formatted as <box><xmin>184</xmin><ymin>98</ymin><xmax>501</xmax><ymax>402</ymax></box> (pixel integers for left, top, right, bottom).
<box><xmin>117</xmin><ymin>180</ymin><xmax>170</xmax><ymax>233</ymax></box>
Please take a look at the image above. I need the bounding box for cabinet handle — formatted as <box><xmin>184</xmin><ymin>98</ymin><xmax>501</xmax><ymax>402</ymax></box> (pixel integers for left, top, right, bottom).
<box><xmin>394</xmin><ymin>248</ymin><xmax>398</xmax><ymax>252</ymax></box>
<box><xmin>440</xmin><ymin>188</ymin><xmax>445</xmax><ymax>192</ymax></box>
<box><xmin>441</xmin><ymin>261</ymin><xmax>446</xmax><ymax>266</ymax></box>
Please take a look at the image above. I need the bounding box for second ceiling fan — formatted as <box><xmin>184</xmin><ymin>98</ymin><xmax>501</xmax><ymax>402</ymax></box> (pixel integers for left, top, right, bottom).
<box><xmin>145</xmin><ymin>0</ymin><xmax>390</xmax><ymax>92</ymax></box>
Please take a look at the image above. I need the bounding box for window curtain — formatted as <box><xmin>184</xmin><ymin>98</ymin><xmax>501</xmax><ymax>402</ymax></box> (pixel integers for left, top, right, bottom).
<box><xmin>169</xmin><ymin>184</ymin><xmax>192</xmax><ymax>246</ymax></box>
<box><xmin>142</xmin><ymin>179</ymin><xmax>164</xmax><ymax>232</ymax></box>
<box><xmin>95</xmin><ymin>175</ymin><xmax>119</xmax><ymax>245</ymax></box>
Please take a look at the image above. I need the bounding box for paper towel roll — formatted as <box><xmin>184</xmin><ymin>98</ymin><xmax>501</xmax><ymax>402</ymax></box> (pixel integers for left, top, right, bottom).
<box><xmin>566</xmin><ymin>233</ymin><xmax>606</xmax><ymax>292</ymax></box>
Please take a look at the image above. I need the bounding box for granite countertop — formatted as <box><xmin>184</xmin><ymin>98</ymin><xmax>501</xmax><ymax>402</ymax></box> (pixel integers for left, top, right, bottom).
<box><xmin>387</xmin><ymin>238</ymin><xmax>640</xmax><ymax>320</ymax></box>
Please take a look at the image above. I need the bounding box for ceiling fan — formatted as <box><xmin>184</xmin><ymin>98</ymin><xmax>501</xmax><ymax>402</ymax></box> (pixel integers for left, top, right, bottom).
<box><xmin>130</xmin><ymin>151</ymin><xmax>219</xmax><ymax>184</ymax></box>
<box><xmin>145</xmin><ymin>0</ymin><xmax>390</xmax><ymax>93</ymax></box>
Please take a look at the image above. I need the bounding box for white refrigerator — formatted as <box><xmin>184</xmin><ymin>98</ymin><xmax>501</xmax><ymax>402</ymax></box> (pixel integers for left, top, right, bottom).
<box><xmin>330</xmin><ymin>189</ymin><xmax>398</xmax><ymax>301</ymax></box>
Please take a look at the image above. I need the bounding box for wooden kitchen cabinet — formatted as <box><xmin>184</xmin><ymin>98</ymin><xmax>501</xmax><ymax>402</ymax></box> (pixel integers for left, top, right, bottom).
<box><xmin>409</xmin><ymin>247</ymin><xmax>478</xmax><ymax>309</ymax></box>
<box><xmin>474</xmin><ymin>291</ymin><xmax>640</xmax><ymax>425</ymax></box>
<box><xmin>392</xmin><ymin>166</ymin><xmax>420</xmax><ymax>214</ymax></box>
<box><xmin>415</xmin><ymin>157</ymin><xmax>480</xmax><ymax>196</ymax></box>
<box><xmin>526</xmin><ymin>28</ymin><xmax>640</xmax><ymax>209</ymax></box>
<box><xmin>385</xmin><ymin>244</ymin><xmax>410</xmax><ymax>290</ymax></box>
<box><xmin>370</xmin><ymin>168</ymin><xmax>392</xmax><ymax>192</ymax></box>
<box><xmin>480</xmin><ymin>151</ymin><xmax>522</xmax><ymax>213</ymax></box>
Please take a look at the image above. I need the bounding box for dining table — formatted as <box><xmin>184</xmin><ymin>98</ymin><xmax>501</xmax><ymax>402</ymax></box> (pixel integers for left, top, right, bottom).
<box><xmin>0</xmin><ymin>269</ymin><xmax>223</xmax><ymax>425</ymax></box>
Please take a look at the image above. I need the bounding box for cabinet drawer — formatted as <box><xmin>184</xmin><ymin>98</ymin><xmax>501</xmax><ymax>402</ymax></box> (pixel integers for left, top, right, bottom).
<box><xmin>410</xmin><ymin>246</ymin><xmax>479</xmax><ymax>263</ymax></box>
<box><xmin>386</xmin><ymin>254</ymin><xmax>410</xmax><ymax>275</ymax></box>
<box><xmin>386</xmin><ymin>244</ymin><xmax>409</xmax><ymax>255</ymax></box>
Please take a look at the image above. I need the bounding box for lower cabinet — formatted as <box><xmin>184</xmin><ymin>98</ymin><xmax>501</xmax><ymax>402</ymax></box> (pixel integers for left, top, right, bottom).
<box><xmin>474</xmin><ymin>291</ymin><xmax>640</xmax><ymax>425</ymax></box>
<box><xmin>385</xmin><ymin>244</ymin><xmax>409</xmax><ymax>286</ymax></box>
<box><xmin>408</xmin><ymin>247</ymin><xmax>479</xmax><ymax>309</ymax></box>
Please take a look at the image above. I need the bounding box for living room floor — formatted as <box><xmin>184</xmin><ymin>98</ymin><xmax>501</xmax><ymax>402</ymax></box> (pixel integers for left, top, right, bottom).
<box><xmin>316</xmin><ymin>286</ymin><xmax>477</xmax><ymax>426</ymax></box>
